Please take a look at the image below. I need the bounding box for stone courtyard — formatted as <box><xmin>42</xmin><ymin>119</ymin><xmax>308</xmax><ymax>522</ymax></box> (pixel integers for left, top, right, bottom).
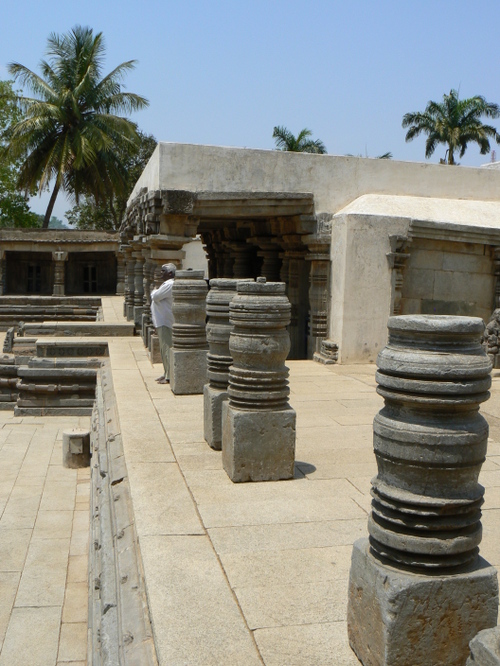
<box><xmin>1</xmin><ymin>297</ymin><xmax>499</xmax><ymax>664</ymax></box>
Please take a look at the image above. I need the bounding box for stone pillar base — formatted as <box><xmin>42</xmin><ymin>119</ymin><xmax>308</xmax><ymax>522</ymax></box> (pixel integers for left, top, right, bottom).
<box><xmin>204</xmin><ymin>384</ymin><xmax>227</xmax><ymax>450</ymax></box>
<box><xmin>170</xmin><ymin>349</ymin><xmax>208</xmax><ymax>395</ymax></box>
<box><xmin>467</xmin><ymin>626</ymin><xmax>500</xmax><ymax>665</ymax></box>
<box><xmin>222</xmin><ymin>403</ymin><xmax>296</xmax><ymax>482</ymax></box>
<box><xmin>63</xmin><ymin>428</ymin><xmax>91</xmax><ymax>468</ymax></box>
<box><xmin>133</xmin><ymin>306</ymin><xmax>144</xmax><ymax>328</ymax></box>
<box><xmin>348</xmin><ymin>539</ymin><xmax>499</xmax><ymax>666</ymax></box>
<box><xmin>126</xmin><ymin>305</ymin><xmax>134</xmax><ymax>321</ymax></box>
<box><xmin>149</xmin><ymin>334</ymin><xmax>161</xmax><ymax>364</ymax></box>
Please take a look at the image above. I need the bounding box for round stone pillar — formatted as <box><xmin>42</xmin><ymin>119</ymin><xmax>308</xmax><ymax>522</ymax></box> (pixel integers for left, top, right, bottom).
<box><xmin>204</xmin><ymin>278</ymin><xmax>251</xmax><ymax>450</ymax></box>
<box><xmin>170</xmin><ymin>269</ymin><xmax>208</xmax><ymax>395</ymax></box>
<box><xmin>348</xmin><ymin>315</ymin><xmax>498</xmax><ymax>666</ymax></box>
<box><xmin>52</xmin><ymin>251</ymin><xmax>68</xmax><ymax>296</ymax></box>
<box><xmin>222</xmin><ymin>277</ymin><xmax>296</xmax><ymax>482</ymax></box>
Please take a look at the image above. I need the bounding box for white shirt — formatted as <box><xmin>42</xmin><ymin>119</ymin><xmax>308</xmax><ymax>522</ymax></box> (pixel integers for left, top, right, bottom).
<box><xmin>151</xmin><ymin>278</ymin><xmax>174</xmax><ymax>328</ymax></box>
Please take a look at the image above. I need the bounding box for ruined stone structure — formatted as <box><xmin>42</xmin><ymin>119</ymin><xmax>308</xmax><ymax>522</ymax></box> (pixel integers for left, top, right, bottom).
<box><xmin>170</xmin><ymin>269</ymin><xmax>208</xmax><ymax>395</ymax></box>
<box><xmin>121</xmin><ymin>143</ymin><xmax>500</xmax><ymax>364</ymax></box>
<box><xmin>0</xmin><ymin>229</ymin><xmax>119</xmax><ymax>296</ymax></box>
<box><xmin>222</xmin><ymin>278</ymin><xmax>295</xmax><ymax>482</ymax></box>
<box><xmin>348</xmin><ymin>315</ymin><xmax>498</xmax><ymax>666</ymax></box>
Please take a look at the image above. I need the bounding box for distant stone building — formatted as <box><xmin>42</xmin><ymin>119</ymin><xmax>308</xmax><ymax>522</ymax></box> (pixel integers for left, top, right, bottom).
<box><xmin>121</xmin><ymin>143</ymin><xmax>500</xmax><ymax>363</ymax></box>
<box><xmin>0</xmin><ymin>228</ymin><xmax>120</xmax><ymax>296</ymax></box>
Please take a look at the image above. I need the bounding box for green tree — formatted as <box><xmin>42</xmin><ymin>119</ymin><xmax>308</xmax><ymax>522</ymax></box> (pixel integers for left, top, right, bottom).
<box><xmin>272</xmin><ymin>126</ymin><xmax>327</xmax><ymax>154</ymax></box>
<box><xmin>65</xmin><ymin>130</ymin><xmax>157</xmax><ymax>230</ymax></box>
<box><xmin>4</xmin><ymin>25</ymin><xmax>149</xmax><ymax>228</ymax></box>
<box><xmin>0</xmin><ymin>80</ymin><xmax>40</xmax><ymax>228</ymax></box>
<box><xmin>402</xmin><ymin>89</ymin><xmax>500</xmax><ymax>165</ymax></box>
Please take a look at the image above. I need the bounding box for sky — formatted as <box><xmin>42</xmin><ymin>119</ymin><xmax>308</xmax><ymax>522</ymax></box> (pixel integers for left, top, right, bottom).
<box><xmin>1</xmin><ymin>0</ymin><xmax>500</xmax><ymax>221</ymax></box>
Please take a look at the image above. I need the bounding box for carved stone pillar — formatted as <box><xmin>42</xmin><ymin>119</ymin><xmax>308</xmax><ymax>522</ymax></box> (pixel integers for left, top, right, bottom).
<box><xmin>115</xmin><ymin>253</ymin><xmax>125</xmax><ymax>295</ymax></box>
<box><xmin>124</xmin><ymin>246</ymin><xmax>136</xmax><ymax>321</ymax></box>
<box><xmin>222</xmin><ymin>278</ymin><xmax>295</xmax><ymax>482</ymax></box>
<box><xmin>348</xmin><ymin>315</ymin><xmax>498</xmax><ymax>666</ymax></box>
<box><xmin>141</xmin><ymin>250</ymin><xmax>153</xmax><ymax>342</ymax></box>
<box><xmin>52</xmin><ymin>251</ymin><xmax>68</xmax><ymax>296</ymax></box>
<box><xmin>387</xmin><ymin>234</ymin><xmax>412</xmax><ymax>315</ymax></box>
<box><xmin>250</xmin><ymin>238</ymin><xmax>281</xmax><ymax>281</ymax></box>
<box><xmin>0</xmin><ymin>250</ymin><xmax>5</xmax><ymax>296</ymax></box>
<box><xmin>230</xmin><ymin>243</ymin><xmax>256</xmax><ymax>279</ymax></box>
<box><xmin>306</xmin><ymin>246</ymin><xmax>330</xmax><ymax>358</ymax></box>
<box><xmin>170</xmin><ymin>270</ymin><xmax>208</xmax><ymax>395</ymax></box>
<box><xmin>132</xmin><ymin>250</ymin><xmax>145</xmax><ymax>327</ymax></box>
<box><xmin>204</xmin><ymin>278</ymin><xmax>242</xmax><ymax>450</ymax></box>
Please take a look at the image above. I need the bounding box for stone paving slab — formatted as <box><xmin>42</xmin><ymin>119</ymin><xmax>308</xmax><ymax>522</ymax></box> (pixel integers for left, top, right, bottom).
<box><xmin>104</xmin><ymin>335</ymin><xmax>500</xmax><ymax>665</ymax></box>
<box><xmin>0</xmin><ymin>408</ymin><xmax>90</xmax><ymax>665</ymax></box>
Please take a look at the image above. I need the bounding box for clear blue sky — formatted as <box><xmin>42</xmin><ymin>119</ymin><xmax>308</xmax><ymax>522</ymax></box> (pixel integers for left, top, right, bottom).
<box><xmin>1</xmin><ymin>0</ymin><xmax>499</xmax><ymax>220</ymax></box>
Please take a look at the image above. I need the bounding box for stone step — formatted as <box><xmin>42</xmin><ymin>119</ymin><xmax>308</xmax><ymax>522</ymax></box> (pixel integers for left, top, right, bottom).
<box><xmin>21</xmin><ymin>322</ymin><xmax>135</xmax><ymax>337</ymax></box>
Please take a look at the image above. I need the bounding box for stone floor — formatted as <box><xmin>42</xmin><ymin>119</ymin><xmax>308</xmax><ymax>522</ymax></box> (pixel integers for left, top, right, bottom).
<box><xmin>108</xmin><ymin>324</ymin><xmax>500</xmax><ymax>666</ymax></box>
<box><xmin>2</xmin><ymin>297</ymin><xmax>500</xmax><ymax>665</ymax></box>
<box><xmin>0</xmin><ymin>412</ymin><xmax>90</xmax><ymax>666</ymax></box>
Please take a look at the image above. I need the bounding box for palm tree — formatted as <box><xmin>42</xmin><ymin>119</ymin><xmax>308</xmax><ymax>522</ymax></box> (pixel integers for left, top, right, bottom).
<box><xmin>272</xmin><ymin>126</ymin><xmax>327</xmax><ymax>154</ymax></box>
<box><xmin>4</xmin><ymin>26</ymin><xmax>148</xmax><ymax>227</ymax></box>
<box><xmin>402</xmin><ymin>89</ymin><xmax>500</xmax><ymax>165</ymax></box>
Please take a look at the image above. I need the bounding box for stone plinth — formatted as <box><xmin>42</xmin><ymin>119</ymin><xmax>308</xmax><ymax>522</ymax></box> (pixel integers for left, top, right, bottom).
<box><xmin>348</xmin><ymin>315</ymin><xmax>498</xmax><ymax>666</ymax></box>
<box><xmin>204</xmin><ymin>278</ymin><xmax>248</xmax><ymax>450</ymax></box>
<box><xmin>467</xmin><ymin>626</ymin><xmax>500</xmax><ymax>665</ymax></box>
<box><xmin>16</xmin><ymin>366</ymin><xmax>97</xmax><ymax>416</ymax></box>
<box><xmin>349</xmin><ymin>539</ymin><xmax>498</xmax><ymax>666</ymax></box>
<box><xmin>63</xmin><ymin>428</ymin><xmax>91</xmax><ymax>468</ymax></box>
<box><xmin>222</xmin><ymin>278</ymin><xmax>295</xmax><ymax>482</ymax></box>
<box><xmin>170</xmin><ymin>269</ymin><xmax>208</xmax><ymax>395</ymax></box>
<box><xmin>0</xmin><ymin>354</ymin><xmax>18</xmax><ymax>410</ymax></box>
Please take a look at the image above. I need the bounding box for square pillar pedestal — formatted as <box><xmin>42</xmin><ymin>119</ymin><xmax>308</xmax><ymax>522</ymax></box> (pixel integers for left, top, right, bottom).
<box><xmin>204</xmin><ymin>385</ymin><xmax>227</xmax><ymax>450</ymax></box>
<box><xmin>170</xmin><ymin>349</ymin><xmax>208</xmax><ymax>395</ymax></box>
<box><xmin>222</xmin><ymin>402</ymin><xmax>296</xmax><ymax>482</ymax></box>
<box><xmin>348</xmin><ymin>539</ymin><xmax>499</xmax><ymax>666</ymax></box>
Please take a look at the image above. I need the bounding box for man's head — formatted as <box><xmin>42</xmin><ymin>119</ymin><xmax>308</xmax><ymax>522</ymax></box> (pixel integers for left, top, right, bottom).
<box><xmin>161</xmin><ymin>263</ymin><xmax>176</xmax><ymax>281</ymax></box>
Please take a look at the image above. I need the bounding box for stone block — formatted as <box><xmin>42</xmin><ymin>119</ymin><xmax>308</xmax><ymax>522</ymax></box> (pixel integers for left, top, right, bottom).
<box><xmin>222</xmin><ymin>403</ymin><xmax>296</xmax><ymax>482</ymax></box>
<box><xmin>467</xmin><ymin>626</ymin><xmax>500</xmax><ymax>665</ymax></box>
<box><xmin>149</xmin><ymin>334</ymin><xmax>162</xmax><ymax>364</ymax></box>
<box><xmin>204</xmin><ymin>384</ymin><xmax>228</xmax><ymax>450</ymax></box>
<box><xmin>170</xmin><ymin>349</ymin><xmax>207</xmax><ymax>395</ymax></box>
<box><xmin>348</xmin><ymin>539</ymin><xmax>499</xmax><ymax>666</ymax></box>
<box><xmin>133</xmin><ymin>305</ymin><xmax>144</xmax><ymax>328</ymax></box>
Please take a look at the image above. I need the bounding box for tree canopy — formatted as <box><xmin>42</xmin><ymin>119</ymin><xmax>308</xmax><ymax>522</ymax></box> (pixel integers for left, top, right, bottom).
<box><xmin>272</xmin><ymin>126</ymin><xmax>327</xmax><ymax>154</ymax></box>
<box><xmin>3</xmin><ymin>25</ymin><xmax>149</xmax><ymax>227</ymax></box>
<box><xmin>402</xmin><ymin>89</ymin><xmax>500</xmax><ymax>164</ymax></box>
<box><xmin>0</xmin><ymin>80</ymin><xmax>41</xmax><ymax>228</ymax></box>
<box><xmin>65</xmin><ymin>130</ymin><xmax>157</xmax><ymax>230</ymax></box>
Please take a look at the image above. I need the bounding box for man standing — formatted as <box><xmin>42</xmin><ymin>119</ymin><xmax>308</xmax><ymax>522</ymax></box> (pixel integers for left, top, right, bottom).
<box><xmin>151</xmin><ymin>263</ymin><xmax>176</xmax><ymax>384</ymax></box>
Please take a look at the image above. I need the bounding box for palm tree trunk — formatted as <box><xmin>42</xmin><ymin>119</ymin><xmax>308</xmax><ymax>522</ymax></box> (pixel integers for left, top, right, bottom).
<box><xmin>448</xmin><ymin>147</ymin><xmax>455</xmax><ymax>165</ymax></box>
<box><xmin>43</xmin><ymin>181</ymin><xmax>60</xmax><ymax>229</ymax></box>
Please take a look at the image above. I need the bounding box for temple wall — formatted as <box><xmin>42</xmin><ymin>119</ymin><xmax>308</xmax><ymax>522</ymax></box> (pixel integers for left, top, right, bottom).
<box><xmin>401</xmin><ymin>239</ymin><xmax>494</xmax><ymax>322</ymax></box>
<box><xmin>131</xmin><ymin>143</ymin><xmax>500</xmax><ymax>215</ymax></box>
<box><xmin>330</xmin><ymin>213</ymin><xmax>410</xmax><ymax>364</ymax></box>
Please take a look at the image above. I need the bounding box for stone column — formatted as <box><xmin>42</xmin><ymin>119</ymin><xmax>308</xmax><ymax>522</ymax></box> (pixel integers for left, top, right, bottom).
<box><xmin>170</xmin><ymin>269</ymin><xmax>208</xmax><ymax>395</ymax></box>
<box><xmin>348</xmin><ymin>315</ymin><xmax>498</xmax><ymax>666</ymax></box>
<box><xmin>141</xmin><ymin>251</ymin><xmax>153</xmax><ymax>342</ymax></box>
<box><xmin>306</xmin><ymin>248</ymin><xmax>330</xmax><ymax>358</ymax></box>
<box><xmin>52</xmin><ymin>251</ymin><xmax>68</xmax><ymax>296</ymax></box>
<box><xmin>132</xmin><ymin>250</ymin><xmax>145</xmax><ymax>327</ymax></box>
<box><xmin>115</xmin><ymin>253</ymin><xmax>125</xmax><ymax>296</ymax></box>
<box><xmin>222</xmin><ymin>278</ymin><xmax>296</xmax><ymax>482</ymax></box>
<box><xmin>251</xmin><ymin>238</ymin><xmax>281</xmax><ymax>282</ymax></box>
<box><xmin>204</xmin><ymin>278</ymin><xmax>241</xmax><ymax>450</ymax></box>
<box><xmin>387</xmin><ymin>234</ymin><xmax>412</xmax><ymax>315</ymax></box>
<box><xmin>0</xmin><ymin>250</ymin><xmax>5</xmax><ymax>295</ymax></box>
<box><xmin>230</xmin><ymin>244</ymin><xmax>256</xmax><ymax>279</ymax></box>
<box><xmin>124</xmin><ymin>247</ymin><xmax>136</xmax><ymax>321</ymax></box>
